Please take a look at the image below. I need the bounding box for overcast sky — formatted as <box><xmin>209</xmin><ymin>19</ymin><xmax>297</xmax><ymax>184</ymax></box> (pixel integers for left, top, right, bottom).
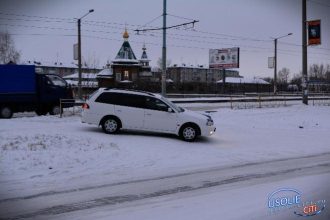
<box><xmin>0</xmin><ymin>0</ymin><xmax>329</xmax><ymax>78</ymax></box>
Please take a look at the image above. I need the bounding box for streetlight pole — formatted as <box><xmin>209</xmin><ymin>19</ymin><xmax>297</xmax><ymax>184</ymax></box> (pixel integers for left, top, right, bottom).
<box><xmin>273</xmin><ymin>33</ymin><xmax>292</xmax><ymax>94</ymax></box>
<box><xmin>77</xmin><ymin>9</ymin><xmax>94</xmax><ymax>100</ymax></box>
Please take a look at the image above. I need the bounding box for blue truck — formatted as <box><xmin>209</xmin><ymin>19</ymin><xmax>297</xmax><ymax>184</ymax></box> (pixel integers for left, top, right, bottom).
<box><xmin>0</xmin><ymin>64</ymin><xmax>73</xmax><ymax>118</ymax></box>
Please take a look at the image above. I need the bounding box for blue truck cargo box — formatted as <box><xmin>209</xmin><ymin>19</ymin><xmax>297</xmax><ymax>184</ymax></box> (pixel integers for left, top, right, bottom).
<box><xmin>0</xmin><ymin>65</ymin><xmax>36</xmax><ymax>94</ymax></box>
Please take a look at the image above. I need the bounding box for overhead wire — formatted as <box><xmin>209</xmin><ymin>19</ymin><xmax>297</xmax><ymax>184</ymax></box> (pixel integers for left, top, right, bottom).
<box><xmin>3</xmin><ymin>22</ymin><xmax>330</xmax><ymax>58</ymax></box>
<box><xmin>307</xmin><ymin>0</ymin><xmax>330</xmax><ymax>8</ymax></box>
<box><xmin>1</xmin><ymin>11</ymin><xmax>330</xmax><ymax>61</ymax></box>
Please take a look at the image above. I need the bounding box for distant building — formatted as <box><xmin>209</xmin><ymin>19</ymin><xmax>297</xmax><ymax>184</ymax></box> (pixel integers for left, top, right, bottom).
<box><xmin>96</xmin><ymin>68</ymin><xmax>114</xmax><ymax>88</ymax></box>
<box><xmin>63</xmin><ymin>72</ymin><xmax>98</xmax><ymax>88</ymax></box>
<box><xmin>167</xmin><ymin>65</ymin><xmax>240</xmax><ymax>85</ymax></box>
<box><xmin>216</xmin><ymin>77</ymin><xmax>270</xmax><ymax>84</ymax></box>
<box><xmin>217</xmin><ymin>77</ymin><xmax>271</xmax><ymax>93</ymax></box>
<box><xmin>22</xmin><ymin>61</ymin><xmax>101</xmax><ymax>77</ymax></box>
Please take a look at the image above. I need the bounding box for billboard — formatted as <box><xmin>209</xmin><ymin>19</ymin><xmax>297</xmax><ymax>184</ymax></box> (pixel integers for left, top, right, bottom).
<box><xmin>209</xmin><ymin>47</ymin><xmax>239</xmax><ymax>69</ymax></box>
<box><xmin>308</xmin><ymin>20</ymin><xmax>321</xmax><ymax>45</ymax></box>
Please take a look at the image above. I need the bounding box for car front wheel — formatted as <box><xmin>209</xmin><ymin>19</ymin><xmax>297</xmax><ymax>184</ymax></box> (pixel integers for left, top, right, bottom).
<box><xmin>180</xmin><ymin>125</ymin><xmax>198</xmax><ymax>142</ymax></box>
<box><xmin>102</xmin><ymin>118</ymin><xmax>120</xmax><ymax>134</ymax></box>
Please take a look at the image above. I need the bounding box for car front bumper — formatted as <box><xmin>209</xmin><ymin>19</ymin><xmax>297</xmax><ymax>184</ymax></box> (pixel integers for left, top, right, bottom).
<box><xmin>201</xmin><ymin>126</ymin><xmax>216</xmax><ymax>136</ymax></box>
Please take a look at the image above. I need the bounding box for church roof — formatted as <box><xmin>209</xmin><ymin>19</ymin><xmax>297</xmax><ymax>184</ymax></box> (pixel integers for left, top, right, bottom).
<box><xmin>140</xmin><ymin>44</ymin><xmax>150</xmax><ymax>61</ymax></box>
<box><xmin>141</xmin><ymin>50</ymin><xmax>148</xmax><ymax>60</ymax></box>
<box><xmin>113</xmin><ymin>29</ymin><xmax>138</xmax><ymax>64</ymax></box>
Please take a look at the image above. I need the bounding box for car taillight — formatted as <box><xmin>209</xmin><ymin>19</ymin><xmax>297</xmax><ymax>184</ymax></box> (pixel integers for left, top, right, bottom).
<box><xmin>82</xmin><ymin>103</ymin><xmax>89</xmax><ymax>109</ymax></box>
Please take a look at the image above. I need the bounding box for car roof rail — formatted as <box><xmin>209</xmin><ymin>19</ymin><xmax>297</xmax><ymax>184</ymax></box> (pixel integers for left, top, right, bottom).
<box><xmin>104</xmin><ymin>87</ymin><xmax>155</xmax><ymax>96</ymax></box>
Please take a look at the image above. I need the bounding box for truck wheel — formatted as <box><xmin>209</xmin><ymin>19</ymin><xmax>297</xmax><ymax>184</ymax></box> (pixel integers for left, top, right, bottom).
<box><xmin>49</xmin><ymin>105</ymin><xmax>61</xmax><ymax>115</ymax></box>
<box><xmin>35</xmin><ymin>108</ymin><xmax>48</xmax><ymax>116</ymax></box>
<box><xmin>0</xmin><ymin>106</ymin><xmax>13</xmax><ymax>119</ymax></box>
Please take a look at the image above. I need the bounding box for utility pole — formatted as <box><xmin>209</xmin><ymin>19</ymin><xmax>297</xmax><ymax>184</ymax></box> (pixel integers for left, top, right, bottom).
<box><xmin>274</xmin><ymin>38</ymin><xmax>277</xmax><ymax>94</ymax></box>
<box><xmin>161</xmin><ymin>0</ymin><xmax>167</xmax><ymax>96</ymax></box>
<box><xmin>302</xmin><ymin>0</ymin><xmax>308</xmax><ymax>105</ymax></box>
<box><xmin>77</xmin><ymin>18</ymin><xmax>82</xmax><ymax>99</ymax></box>
<box><xmin>134</xmin><ymin>4</ymin><xmax>198</xmax><ymax>96</ymax></box>
<box><xmin>77</xmin><ymin>9</ymin><xmax>94</xmax><ymax>100</ymax></box>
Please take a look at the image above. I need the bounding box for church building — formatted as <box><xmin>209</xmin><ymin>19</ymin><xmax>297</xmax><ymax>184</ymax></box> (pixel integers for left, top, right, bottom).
<box><xmin>97</xmin><ymin>29</ymin><xmax>152</xmax><ymax>88</ymax></box>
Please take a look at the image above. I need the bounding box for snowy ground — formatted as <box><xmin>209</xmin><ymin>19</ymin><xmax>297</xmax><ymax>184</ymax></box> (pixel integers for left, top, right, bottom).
<box><xmin>0</xmin><ymin>104</ymin><xmax>330</xmax><ymax>219</ymax></box>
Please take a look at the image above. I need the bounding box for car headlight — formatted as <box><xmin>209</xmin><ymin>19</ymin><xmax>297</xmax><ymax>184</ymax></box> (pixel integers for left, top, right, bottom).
<box><xmin>206</xmin><ymin>118</ymin><xmax>214</xmax><ymax>126</ymax></box>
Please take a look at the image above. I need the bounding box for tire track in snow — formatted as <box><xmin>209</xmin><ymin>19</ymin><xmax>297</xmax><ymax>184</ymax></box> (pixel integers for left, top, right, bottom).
<box><xmin>2</xmin><ymin>153</ymin><xmax>330</xmax><ymax>220</ymax></box>
<box><xmin>1</xmin><ymin>151</ymin><xmax>330</xmax><ymax>204</ymax></box>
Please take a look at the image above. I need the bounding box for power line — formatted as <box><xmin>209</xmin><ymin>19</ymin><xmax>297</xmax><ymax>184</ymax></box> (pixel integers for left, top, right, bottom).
<box><xmin>0</xmin><ymin>23</ymin><xmax>76</xmax><ymax>32</ymax></box>
<box><xmin>4</xmin><ymin>22</ymin><xmax>330</xmax><ymax>57</ymax></box>
<box><xmin>190</xmin><ymin>29</ymin><xmax>270</xmax><ymax>43</ymax></box>
<box><xmin>2</xmin><ymin>12</ymin><xmax>329</xmax><ymax>59</ymax></box>
<box><xmin>0</xmin><ymin>12</ymin><xmax>73</xmax><ymax>21</ymax></box>
<box><xmin>10</xmin><ymin>31</ymin><xmax>330</xmax><ymax>59</ymax></box>
<box><xmin>0</xmin><ymin>17</ymin><xmax>74</xmax><ymax>24</ymax></box>
<box><xmin>0</xmin><ymin>11</ymin><xmax>274</xmax><ymax>44</ymax></box>
<box><xmin>307</xmin><ymin>0</ymin><xmax>330</xmax><ymax>8</ymax></box>
<box><xmin>167</xmin><ymin>13</ymin><xmax>196</xmax><ymax>21</ymax></box>
<box><xmin>139</xmin><ymin>14</ymin><xmax>163</xmax><ymax>28</ymax></box>
<box><xmin>134</xmin><ymin>20</ymin><xmax>199</xmax><ymax>33</ymax></box>
<box><xmin>279</xmin><ymin>41</ymin><xmax>330</xmax><ymax>52</ymax></box>
<box><xmin>1</xmin><ymin>14</ymin><xmax>328</xmax><ymax>52</ymax></box>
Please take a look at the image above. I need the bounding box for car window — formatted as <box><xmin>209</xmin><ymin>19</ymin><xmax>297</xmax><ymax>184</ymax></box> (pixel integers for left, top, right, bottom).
<box><xmin>95</xmin><ymin>92</ymin><xmax>145</xmax><ymax>109</ymax></box>
<box><xmin>95</xmin><ymin>92</ymin><xmax>119</xmax><ymax>104</ymax></box>
<box><xmin>117</xmin><ymin>93</ymin><xmax>145</xmax><ymax>108</ymax></box>
<box><xmin>145</xmin><ymin>97</ymin><xmax>169</xmax><ymax>112</ymax></box>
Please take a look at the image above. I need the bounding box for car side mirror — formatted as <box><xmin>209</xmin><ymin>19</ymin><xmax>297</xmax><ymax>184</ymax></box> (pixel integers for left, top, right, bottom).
<box><xmin>168</xmin><ymin>108</ymin><xmax>173</xmax><ymax>113</ymax></box>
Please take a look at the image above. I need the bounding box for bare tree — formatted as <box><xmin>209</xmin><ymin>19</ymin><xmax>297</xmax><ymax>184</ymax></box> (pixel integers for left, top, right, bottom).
<box><xmin>82</xmin><ymin>52</ymin><xmax>100</xmax><ymax>69</ymax></box>
<box><xmin>309</xmin><ymin>63</ymin><xmax>326</xmax><ymax>80</ymax></box>
<box><xmin>0</xmin><ymin>32</ymin><xmax>21</xmax><ymax>64</ymax></box>
<box><xmin>290</xmin><ymin>73</ymin><xmax>302</xmax><ymax>86</ymax></box>
<box><xmin>156</xmin><ymin>57</ymin><xmax>172</xmax><ymax>70</ymax></box>
<box><xmin>326</xmin><ymin>64</ymin><xmax>330</xmax><ymax>82</ymax></box>
<box><xmin>278</xmin><ymin>67</ymin><xmax>290</xmax><ymax>84</ymax></box>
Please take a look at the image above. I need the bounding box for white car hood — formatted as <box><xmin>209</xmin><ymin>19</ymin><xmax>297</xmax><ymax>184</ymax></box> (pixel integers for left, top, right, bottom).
<box><xmin>180</xmin><ymin>109</ymin><xmax>210</xmax><ymax>121</ymax></box>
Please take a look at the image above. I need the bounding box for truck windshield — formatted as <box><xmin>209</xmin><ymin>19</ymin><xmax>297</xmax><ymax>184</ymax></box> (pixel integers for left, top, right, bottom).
<box><xmin>46</xmin><ymin>75</ymin><xmax>67</xmax><ymax>87</ymax></box>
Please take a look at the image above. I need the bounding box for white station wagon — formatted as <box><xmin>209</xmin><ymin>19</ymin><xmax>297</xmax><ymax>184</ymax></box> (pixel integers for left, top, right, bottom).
<box><xmin>82</xmin><ymin>88</ymin><xmax>216</xmax><ymax>141</ymax></box>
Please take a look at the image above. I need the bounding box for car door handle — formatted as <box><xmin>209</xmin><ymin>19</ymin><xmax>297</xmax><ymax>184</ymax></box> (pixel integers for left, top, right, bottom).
<box><xmin>116</xmin><ymin>109</ymin><xmax>122</xmax><ymax>112</ymax></box>
<box><xmin>145</xmin><ymin>113</ymin><xmax>152</xmax><ymax>116</ymax></box>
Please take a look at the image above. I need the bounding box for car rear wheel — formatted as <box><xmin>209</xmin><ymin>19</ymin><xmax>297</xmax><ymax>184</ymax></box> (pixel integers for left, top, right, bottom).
<box><xmin>180</xmin><ymin>124</ymin><xmax>198</xmax><ymax>142</ymax></box>
<box><xmin>102</xmin><ymin>118</ymin><xmax>120</xmax><ymax>134</ymax></box>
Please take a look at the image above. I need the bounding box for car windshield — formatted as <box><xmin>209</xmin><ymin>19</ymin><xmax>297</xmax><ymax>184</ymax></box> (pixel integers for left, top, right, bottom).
<box><xmin>160</xmin><ymin>96</ymin><xmax>185</xmax><ymax>113</ymax></box>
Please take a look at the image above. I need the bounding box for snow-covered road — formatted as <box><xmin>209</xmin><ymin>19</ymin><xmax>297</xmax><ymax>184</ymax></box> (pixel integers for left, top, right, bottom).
<box><xmin>2</xmin><ymin>152</ymin><xmax>330</xmax><ymax>220</ymax></box>
<box><xmin>1</xmin><ymin>104</ymin><xmax>330</xmax><ymax>219</ymax></box>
